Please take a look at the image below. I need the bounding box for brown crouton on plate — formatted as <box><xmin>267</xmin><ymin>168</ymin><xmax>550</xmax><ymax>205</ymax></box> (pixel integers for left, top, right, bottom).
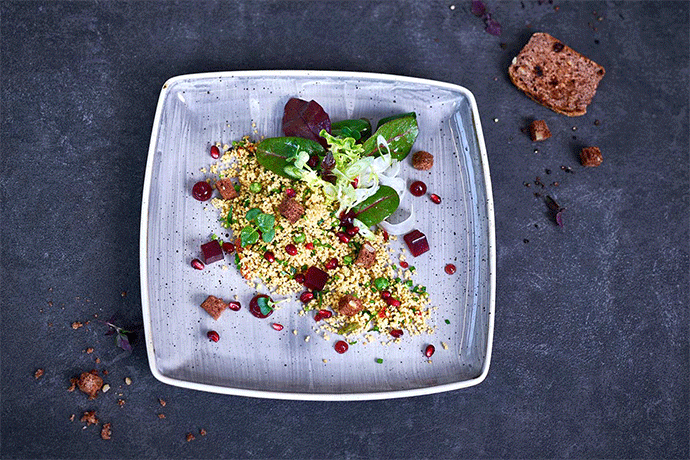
<box><xmin>529</xmin><ymin>120</ymin><xmax>552</xmax><ymax>141</ymax></box>
<box><xmin>411</xmin><ymin>151</ymin><xmax>434</xmax><ymax>170</ymax></box>
<box><xmin>200</xmin><ymin>295</ymin><xmax>228</xmax><ymax>321</ymax></box>
<box><xmin>509</xmin><ymin>32</ymin><xmax>605</xmax><ymax>116</ymax></box>
<box><xmin>355</xmin><ymin>243</ymin><xmax>377</xmax><ymax>269</ymax></box>
<box><xmin>338</xmin><ymin>294</ymin><xmax>364</xmax><ymax>316</ymax></box>
<box><xmin>215</xmin><ymin>179</ymin><xmax>238</xmax><ymax>200</ymax></box>
<box><xmin>277</xmin><ymin>197</ymin><xmax>305</xmax><ymax>224</ymax></box>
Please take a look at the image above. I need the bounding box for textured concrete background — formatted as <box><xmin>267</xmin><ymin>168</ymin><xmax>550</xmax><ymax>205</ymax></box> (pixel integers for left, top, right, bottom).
<box><xmin>1</xmin><ymin>1</ymin><xmax>688</xmax><ymax>458</ymax></box>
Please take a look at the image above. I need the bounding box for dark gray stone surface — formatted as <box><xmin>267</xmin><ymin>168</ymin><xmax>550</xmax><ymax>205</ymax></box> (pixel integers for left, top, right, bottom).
<box><xmin>1</xmin><ymin>1</ymin><xmax>687</xmax><ymax>458</ymax></box>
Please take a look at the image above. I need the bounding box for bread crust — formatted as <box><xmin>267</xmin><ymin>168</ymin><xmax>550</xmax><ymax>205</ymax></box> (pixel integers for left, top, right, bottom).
<box><xmin>509</xmin><ymin>33</ymin><xmax>605</xmax><ymax>116</ymax></box>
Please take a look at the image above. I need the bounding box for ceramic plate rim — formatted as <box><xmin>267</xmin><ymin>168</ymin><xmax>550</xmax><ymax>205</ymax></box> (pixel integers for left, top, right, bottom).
<box><xmin>139</xmin><ymin>70</ymin><xmax>496</xmax><ymax>400</ymax></box>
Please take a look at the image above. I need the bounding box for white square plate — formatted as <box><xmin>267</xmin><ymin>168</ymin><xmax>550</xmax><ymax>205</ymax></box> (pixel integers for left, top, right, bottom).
<box><xmin>140</xmin><ymin>71</ymin><xmax>495</xmax><ymax>400</ymax></box>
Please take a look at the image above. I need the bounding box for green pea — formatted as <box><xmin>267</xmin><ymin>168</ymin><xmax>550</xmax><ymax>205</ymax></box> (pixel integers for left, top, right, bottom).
<box><xmin>374</xmin><ymin>277</ymin><xmax>389</xmax><ymax>291</ymax></box>
<box><xmin>293</xmin><ymin>232</ymin><xmax>306</xmax><ymax>244</ymax></box>
<box><xmin>249</xmin><ymin>182</ymin><xmax>262</xmax><ymax>193</ymax></box>
<box><xmin>343</xmin><ymin>255</ymin><xmax>353</xmax><ymax>265</ymax></box>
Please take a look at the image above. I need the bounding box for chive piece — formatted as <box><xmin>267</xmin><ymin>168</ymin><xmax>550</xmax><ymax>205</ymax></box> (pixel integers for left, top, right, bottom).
<box><xmin>375</xmin><ymin>358</ymin><xmax>383</xmax><ymax>364</ymax></box>
<box><xmin>445</xmin><ymin>319</ymin><xmax>450</xmax><ymax>324</ymax></box>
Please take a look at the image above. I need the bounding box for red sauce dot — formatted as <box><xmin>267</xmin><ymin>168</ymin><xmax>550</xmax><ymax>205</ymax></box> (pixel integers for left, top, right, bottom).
<box><xmin>445</xmin><ymin>263</ymin><xmax>457</xmax><ymax>275</ymax></box>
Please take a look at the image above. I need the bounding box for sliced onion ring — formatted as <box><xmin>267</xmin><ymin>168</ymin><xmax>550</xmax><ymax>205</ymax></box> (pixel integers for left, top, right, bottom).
<box><xmin>378</xmin><ymin>201</ymin><xmax>415</xmax><ymax>235</ymax></box>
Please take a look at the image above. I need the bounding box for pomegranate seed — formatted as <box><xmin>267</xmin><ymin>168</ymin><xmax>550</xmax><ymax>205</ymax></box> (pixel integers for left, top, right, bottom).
<box><xmin>339</xmin><ymin>210</ymin><xmax>355</xmax><ymax>227</ymax></box>
<box><xmin>285</xmin><ymin>188</ymin><xmax>296</xmax><ymax>198</ymax></box>
<box><xmin>382</xmin><ymin>229</ymin><xmax>389</xmax><ymax>241</ymax></box>
<box><xmin>409</xmin><ymin>180</ymin><xmax>427</xmax><ymax>197</ymax></box>
<box><xmin>399</xmin><ymin>261</ymin><xmax>409</xmax><ymax>268</ymax></box>
<box><xmin>192</xmin><ymin>181</ymin><xmax>213</xmax><ymax>201</ymax></box>
<box><xmin>380</xmin><ymin>290</ymin><xmax>391</xmax><ymax>299</ymax></box>
<box><xmin>334</xmin><ymin>340</ymin><xmax>349</xmax><ymax>354</ymax></box>
<box><xmin>430</xmin><ymin>193</ymin><xmax>441</xmax><ymax>204</ymax></box>
<box><xmin>285</xmin><ymin>244</ymin><xmax>298</xmax><ymax>256</ymax></box>
<box><xmin>390</xmin><ymin>329</ymin><xmax>404</xmax><ymax>338</ymax></box>
<box><xmin>222</xmin><ymin>242</ymin><xmax>235</xmax><ymax>253</ymax></box>
<box><xmin>207</xmin><ymin>330</ymin><xmax>220</xmax><ymax>342</ymax></box>
<box><xmin>191</xmin><ymin>259</ymin><xmax>205</xmax><ymax>270</ymax></box>
<box><xmin>300</xmin><ymin>291</ymin><xmax>314</xmax><ymax>303</ymax></box>
<box><xmin>271</xmin><ymin>323</ymin><xmax>284</xmax><ymax>331</ymax></box>
<box><xmin>294</xmin><ymin>273</ymin><xmax>306</xmax><ymax>284</ymax></box>
<box><xmin>425</xmin><ymin>344</ymin><xmax>435</xmax><ymax>358</ymax></box>
<box><xmin>345</xmin><ymin>226</ymin><xmax>359</xmax><ymax>236</ymax></box>
<box><xmin>324</xmin><ymin>258</ymin><xmax>338</xmax><ymax>270</ymax></box>
<box><xmin>305</xmin><ymin>242</ymin><xmax>314</xmax><ymax>250</ymax></box>
<box><xmin>210</xmin><ymin>145</ymin><xmax>220</xmax><ymax>159</ymax></box>
<box><xmin>445</xmin><ymin>263</ymin><xmax>457</xmax><ymax>275</ymax></box>
<box><xmin>264</xmin><ymin>251</ymin><xmax>275</xmax><ymax>263</ymax></box>
<box><xmin>378</xmin><ymin>308</ymin><xmax>387</xmax><ymax>318</ymax></box>
<box><xmin>227</xmin><ymin>301</ymin><xmax>241</xmax><ymax>311</ymax></box>
<box><xmin>385</xmin><ymin>297</ymin><xmax>401</xmax><ymax>307</ymax></box>
<box><xmin>351</xmin><ymin>177</ymin><xmax>359</xmax><ymax>188</ymax></box>
<box><xmin>318</xmin><ymin>310</ymin><xmax>332</xmax><ymax>319</ymax></box>
<box><xmin>338</xmin><ymin>233</ymin><xmax>350</xmax><ymax>244</ymax></box>
<box><xmin>313</xmin><ymin>313</ymin><xmax>323</xmax><ymax>322</ymax></box>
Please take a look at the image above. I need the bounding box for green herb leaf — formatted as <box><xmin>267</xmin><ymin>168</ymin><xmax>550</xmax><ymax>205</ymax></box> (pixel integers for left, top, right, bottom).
<box><xmin>255</xmin><ymin>213</ymin><xmax>275</xmax><ymax>232</ymax></box>
<box><xmin>261</xmin><ymin>227</ymin><xmax>275</xmax><ymax>243</ymax></box>
<box><xmin>257</xmin><ymin>296</ymin><xmax>273</xmax><ymax>316</ymax></box>
<box><xmin>245</xmin><ymin>208</ymin><xmax>262</xmax><ymax>222</ymax></box>
<box><xmin>375</xmin><ymin>358</ymin><xmax>383</xmax><ymax>364</ymax></box>
<box><xmin>240</xmin><ymin>226</ymin><xmax>259</xmax><ymax>246</ymax></box>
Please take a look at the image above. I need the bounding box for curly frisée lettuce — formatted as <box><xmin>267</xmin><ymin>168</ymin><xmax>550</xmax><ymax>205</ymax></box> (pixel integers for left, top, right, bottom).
<box><xmin>284</xmin><ymin>130</ymin><xmax>405</xmax><ymax>219</ymax></box>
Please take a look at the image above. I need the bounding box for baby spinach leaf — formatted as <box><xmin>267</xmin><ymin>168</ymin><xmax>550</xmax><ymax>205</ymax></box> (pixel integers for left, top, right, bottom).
<box><xmin>362</xmin><ymin>116</ymin><xmax>419</xmax><ymax>160</ymax></box>
<box><xmin>351</xmin><ymin>185</ymin><xmax>400</xmax><ymax>227</ymax></box>
<box><xmin>331</xmin><ymin>118</ymin><xmax>372</xmax><ymax>141</ymax></box>
<box><xmin>256</xmin><ymin>137</ymin><xmax>325</xmax><ymax>178</ymax></box>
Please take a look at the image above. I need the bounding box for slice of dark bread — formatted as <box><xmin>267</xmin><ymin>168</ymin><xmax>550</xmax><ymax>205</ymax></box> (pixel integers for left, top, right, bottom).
<box><xmin>509</xmin><ymin>33</ymin><xmax>605</xmax><ymax>116</ymax></box>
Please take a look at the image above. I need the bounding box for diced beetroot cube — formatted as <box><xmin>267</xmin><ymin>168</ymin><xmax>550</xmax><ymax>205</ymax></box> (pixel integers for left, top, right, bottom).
<box><xmin>403</xmin><ymin>230</ymin><xmax>430</xmax><ymax>257</ymax></box>
<box><xmin>304</xmin><ymin>266</ymin><xmax>329</xmax><ymax>291</ymax></box>
<box><xmin>201</xmin><ymin>240</ymin><xmax>224</xmax><ymax>264</ymax></box>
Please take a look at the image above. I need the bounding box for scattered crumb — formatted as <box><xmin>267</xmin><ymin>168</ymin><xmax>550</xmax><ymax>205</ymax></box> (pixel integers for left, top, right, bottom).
<box><xmin>304</xmin><ymin>335</ymin><xmax>310</xmax><ymax>342</ymax></box>
<box><xmin>76</xmin><ymin>370</ymin><xmax>103</xmax><ymax>399</ymax></box>
<box><xmin>86</xmin><ymin>347</ymin><xmax>94</xmax><ymax>354</ymax></box>
<box><xmin>322</xmin><ymin>359</ymin><xmax>328</xmax><ymax>363</ymax></box>
<box><xmin>158</xmin><ymin>398</ymin><xmax>167</xmax><ymax>407</ymax></box>
<box><xmin>441</xmin><ymin>341</ymin><xmax>449</xmax><ymax>350</ymax></box>
<box><xmin>199</xmin><ymin>428</ymin><xmax>207</xmax><ymax>436</ymax></box>
<box><xmin>292</xmin><ymin>329</ymin><xmax>298</xmax><ymax>335</ymax></box>
<box><xmin>95</xmin><ymin>357</ymin><xmax>101</xmax><ymax>364</ymax></box>
<box><xmin>81</xmin><ymin>411</ymin><xmax>99</xmax><ymax>426</ymax></box>
<box><xmin>69</xmin><ymin>414</ymin><xmax>75</xmax><ymax>422</ymax></box>
<box><xmin>71</xmin><ymin>321</ymin><xmax>83</xmax><ymax>330</ymax></box>
<box><xmin>125</xmin><ymin>377</ymin><xmax>132</xmax><ymax>386</ymax></box>
<box><xmin>186</xmin><ymin>433</ymin><xmax>196</xmax><ymax>442</ymax></box>
<box><xmin>101</xmin><ymin>423</ymin><xmax>112</xmax><ymax>440</ymax></box>
<box><xmin>34</xmin><ymin>368</ymin><xmax>44</xmax><ymax>379</ymax></box>
<box><xmin>158</xmin><ymin>413</ymin><xmax>166</xmax><ymax>419</ymax></box>
<box><xmin>67</xmin><ymin>378</ymin><xmax>77</xmax><ymax>392</ymax></box>
<box><xmin>117</xmin><ymin>399</ymin><xmax>125</xmax><ymax>407</ymax></box>
<box><xmin>102</xmin><ymin>384</ymin><xmax>111</xmax><ymax>393</ymax></box>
